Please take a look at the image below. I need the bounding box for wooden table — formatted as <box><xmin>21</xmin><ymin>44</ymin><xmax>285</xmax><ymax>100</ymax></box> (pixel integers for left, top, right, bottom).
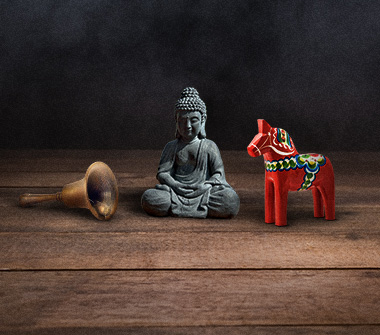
<box><xmin>1</xmin><ymin>150</ymin><xmax>379</xmax><ymax>334</ymax></box>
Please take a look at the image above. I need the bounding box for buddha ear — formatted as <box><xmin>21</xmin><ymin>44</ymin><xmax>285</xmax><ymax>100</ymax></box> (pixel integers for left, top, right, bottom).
<box><xmin>199</xmin><ymin>114</ymin><xmax>207</xmax><ymax>138</ymax></box>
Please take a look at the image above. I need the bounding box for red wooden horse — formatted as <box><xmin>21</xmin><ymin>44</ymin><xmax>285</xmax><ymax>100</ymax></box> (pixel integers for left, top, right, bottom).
<box><xmin>247</xmin><ymin>119</ymin><xmax>335</xmax><ymax>226</ymax></box>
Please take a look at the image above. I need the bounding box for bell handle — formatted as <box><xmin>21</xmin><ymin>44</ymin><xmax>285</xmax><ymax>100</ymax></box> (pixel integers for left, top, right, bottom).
<box><xmin>19</xmin><ymin>193</ymin><xmax>62</xmax><ymax>207</ymax></box>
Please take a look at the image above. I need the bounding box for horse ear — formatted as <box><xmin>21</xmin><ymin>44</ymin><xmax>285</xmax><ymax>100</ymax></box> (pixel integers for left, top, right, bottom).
<box><xmin>257</xmin><ymin>119</ymin><xmax>271</xmax><ymax>133</ymax></box>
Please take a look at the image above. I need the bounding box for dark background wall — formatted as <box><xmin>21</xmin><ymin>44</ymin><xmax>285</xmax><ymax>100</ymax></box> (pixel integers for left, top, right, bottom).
<box><xmin>2</xmin><ymin>0</ymin><xmax>380</xmax><ymax>151</ymax></box>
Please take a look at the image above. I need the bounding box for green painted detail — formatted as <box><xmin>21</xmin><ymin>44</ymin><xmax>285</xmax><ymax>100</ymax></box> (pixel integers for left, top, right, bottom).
<box><xmin>265</xmin><ymin>154</ymin><xmax>327</xmax><ymax>191</ymax></box>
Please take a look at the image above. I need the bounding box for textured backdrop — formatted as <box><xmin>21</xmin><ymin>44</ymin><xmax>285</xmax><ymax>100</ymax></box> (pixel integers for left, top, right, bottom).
<box><xmin>2</xmin><ymin>0</ymin><xmax>380</xmax><ymax>151</ymax></box>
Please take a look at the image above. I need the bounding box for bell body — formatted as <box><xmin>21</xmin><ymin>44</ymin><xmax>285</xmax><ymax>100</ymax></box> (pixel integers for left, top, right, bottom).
<box><xmin>60</xmin><ymin>178</ymin><xmax>89</xmax><ymax>209</ymax></box>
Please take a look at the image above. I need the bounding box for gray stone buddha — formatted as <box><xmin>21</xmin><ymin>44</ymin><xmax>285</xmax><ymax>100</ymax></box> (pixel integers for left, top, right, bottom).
<box><xmin>141</xmin><ymin>87</ymin><xmax>240</xmax><ymax>218</ymax></box>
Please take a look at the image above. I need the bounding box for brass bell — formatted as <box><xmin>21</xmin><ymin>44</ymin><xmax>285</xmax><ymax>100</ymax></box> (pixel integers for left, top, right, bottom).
<box><xmin>19</xmin><ymin>161</ymin><xmax>118</xmax><ymax>221</ymax></box>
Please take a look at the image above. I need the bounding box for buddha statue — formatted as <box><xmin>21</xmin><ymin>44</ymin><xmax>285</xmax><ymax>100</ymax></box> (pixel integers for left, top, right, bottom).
<box><xmin>141</xmin><ymin>87</ymin><xmax>240</xmax><ymax>218</ymax></box>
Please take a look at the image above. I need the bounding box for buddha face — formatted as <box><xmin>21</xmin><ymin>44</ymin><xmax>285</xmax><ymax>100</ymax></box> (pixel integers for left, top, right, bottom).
<box><xmin>176</xmin><ymin>110</ymin><xmax>202</xmax><ymax>142</ymax></box>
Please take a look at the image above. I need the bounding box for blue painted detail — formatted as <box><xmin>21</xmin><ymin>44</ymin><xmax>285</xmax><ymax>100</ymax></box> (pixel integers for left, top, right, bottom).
<box><xmin>265</xmin><ymin>154</ymin><xmax>326</xmax><ymax>191</ymax></box>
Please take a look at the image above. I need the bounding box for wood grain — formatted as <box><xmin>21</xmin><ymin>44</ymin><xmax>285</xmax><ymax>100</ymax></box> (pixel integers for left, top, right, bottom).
<box><xmin>2</xmin><ymin>326</ymin><xmax>380</xmax><ymax>335</ymax></box>
<box><xmin>1</xmin><ymin>270</ymin><xmax>379</xmax><ymax>330</ymax></box>
<box><xmin>1</xmin><ymin>231</ymin><xmax>379</xmax><ymax>270</ymax></box>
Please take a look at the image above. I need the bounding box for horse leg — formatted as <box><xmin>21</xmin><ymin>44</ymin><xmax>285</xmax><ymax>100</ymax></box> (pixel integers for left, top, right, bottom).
<box><xmin>313</xmin><ymin>187</ymin><xmax>324</xmax><ymax>218</ymax></box>
<box><xmin>274</xmin><ymin>184</ymin><xmax>288</xmax><ymax>226</ymax></box>
<box><xmin>265</xmin><ymin>178</ymin><xmax>275</xmax><ymax>223</ymax></box>
<box><xmin>319</xmin><ymin>184</ymin><xmax>335</xmax><ymax>221</ymax></box>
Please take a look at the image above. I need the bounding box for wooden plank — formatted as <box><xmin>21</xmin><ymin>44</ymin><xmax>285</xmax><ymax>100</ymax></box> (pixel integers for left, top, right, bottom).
<box><xmin>1</xmin><ymin>231</ymin><xmax>379</xmax><ymax>270</ymax></box>
<box><xmin>1</xmin><ymin>270</ymin><xmax>379</xmax><ymax>330</ymax></box>
<box><xmin>2</xmin><ymin>325</ymin><xmax>380</xmax><ymax>335</ymax></box>
<box><xmin>1</xmin><ymin>187</ymin><xmax>380</xmax><ymax>233</ymax></box>
<box><xmin>2</xmin><ymin>179</ymin><xmax>379</xmax><ymax>208</ymax></box>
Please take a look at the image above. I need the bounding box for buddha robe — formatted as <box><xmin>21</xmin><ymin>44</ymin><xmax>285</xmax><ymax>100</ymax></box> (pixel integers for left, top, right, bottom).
<box><xmin>141</xmin><ymin>138</ymin><xmax>240</xmax><ymax>218</ymax></box>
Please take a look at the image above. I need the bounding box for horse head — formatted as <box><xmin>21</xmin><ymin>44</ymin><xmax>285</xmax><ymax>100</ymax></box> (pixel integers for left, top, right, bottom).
<box><xmin>247</xmin><ymin>119</ymin><xmax>297</xmax><ymax>159</ymax></box>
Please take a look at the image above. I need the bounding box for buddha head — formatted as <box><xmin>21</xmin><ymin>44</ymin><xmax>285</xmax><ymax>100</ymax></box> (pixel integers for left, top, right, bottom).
<box><xmin>175</xmin><ymin>87</ymin><xmax>207</xmax><ymax>141</ymax></box>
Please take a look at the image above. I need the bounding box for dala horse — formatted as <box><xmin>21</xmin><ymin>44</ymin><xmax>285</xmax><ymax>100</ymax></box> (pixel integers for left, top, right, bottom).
<box><xmin>247</xmin><ymin>119</ymin><xmax>335</xmax><ymax>226</ymax></box>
